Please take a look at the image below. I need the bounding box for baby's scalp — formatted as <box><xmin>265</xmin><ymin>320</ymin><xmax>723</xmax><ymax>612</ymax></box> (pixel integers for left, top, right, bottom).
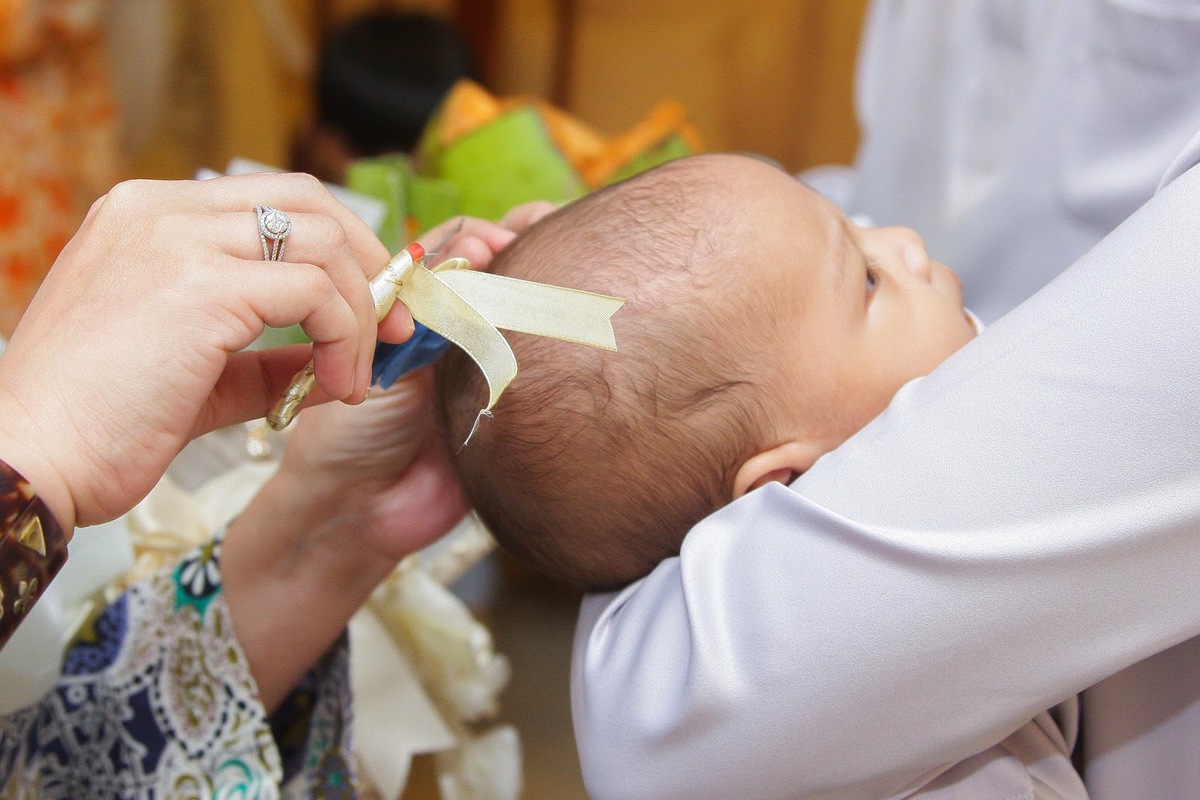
<box><xmin>434</xmin><ymin>155</ymin><xmax>784</xmax><ymax>590</ymax></box>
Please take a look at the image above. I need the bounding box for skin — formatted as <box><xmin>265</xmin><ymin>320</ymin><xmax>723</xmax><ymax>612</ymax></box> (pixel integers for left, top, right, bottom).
<box><xmin>0</xmin><ymin>173</ymin><xmax>552</xmax><ymax>709</ymax></box>
<box><xmin>221</xmin><ymin>372</ymin><xmax>465</xmax><ymax>711</ymax></box>
<box><xmin>220</xmin><ymin>202</ymin><xmax>557</xmax><ymax>710</ymax></box>
<box><xmin>0</xmin><ymin>175</ymin><xmax>536</xmax><ymax>536</ymax></box>
<box><xmin>700</xmin><ymin>155</ymin><xmax>979</xmax><ymax>495</ymax></box>
<box><xmin>0</xmin><ymin>174</ymin><xmax>398</xmax><ymax>534</ymax></box>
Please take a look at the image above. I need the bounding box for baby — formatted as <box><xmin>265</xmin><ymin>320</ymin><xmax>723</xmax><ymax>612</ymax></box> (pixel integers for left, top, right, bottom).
<box><xmin>433</xmin><ymin>152</ymin><xmax>978</xmax><ymax>591</ymax></box>
<box><xmin>433</xmin><ymin>153</ymin><xmax>1087</xmax><ymax>797</ymax></box>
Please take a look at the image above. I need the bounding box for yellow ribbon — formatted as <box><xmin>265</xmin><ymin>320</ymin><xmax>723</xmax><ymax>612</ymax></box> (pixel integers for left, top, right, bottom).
<box><xmin>267</xmin><ymin>246</ymin><xmax>625</xmax><ymax>430</ymax></box>
<box><xmin>431</xmin><ymin>259</ymin><xmax>621</xmax><ymax>349</ymax></box>
<box><xmin>412</xmin><ymin>257</ymin><xmax>622</xmax><ymax>410</ymax></box>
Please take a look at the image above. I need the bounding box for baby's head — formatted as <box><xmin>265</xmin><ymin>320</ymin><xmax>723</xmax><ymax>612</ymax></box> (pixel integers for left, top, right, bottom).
<box><xmin>434</xmin><ymin>154</ymin><xmax>977</xmax><ymax>591</ymax></box>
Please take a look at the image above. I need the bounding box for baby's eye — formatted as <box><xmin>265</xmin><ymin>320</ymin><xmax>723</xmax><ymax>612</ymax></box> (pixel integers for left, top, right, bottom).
<box><xmin>865</xmin><ymin>262</ymin><xmax>879</xmax><ymax>296</ymax></box>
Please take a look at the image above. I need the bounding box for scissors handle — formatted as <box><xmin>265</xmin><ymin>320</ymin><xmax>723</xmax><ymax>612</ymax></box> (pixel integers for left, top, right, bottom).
<box><xmin>265</xmin><ymin>243</ymin><xmax>425</xmax><ymax>430</ymax></box>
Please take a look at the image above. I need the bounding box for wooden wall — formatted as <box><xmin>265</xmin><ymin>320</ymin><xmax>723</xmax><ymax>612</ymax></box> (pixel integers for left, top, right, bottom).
<box><xmin>492</xmin><ymin>0</ymin><xmax>867</xmax><ymax>172</ymax></box>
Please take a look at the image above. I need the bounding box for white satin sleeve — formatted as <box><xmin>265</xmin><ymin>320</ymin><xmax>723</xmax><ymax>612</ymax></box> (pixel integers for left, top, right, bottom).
<box><xmin>571</xmin><ymin>136</ymin><xmax>1200</xmax><ymax>800</ymax></box>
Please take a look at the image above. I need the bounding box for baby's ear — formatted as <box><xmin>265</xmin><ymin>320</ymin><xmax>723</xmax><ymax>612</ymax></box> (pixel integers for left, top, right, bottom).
<box><xmin>732</xmin><ymin>441</ymin><xmax>829</xmax><ymax>500</ymax></box>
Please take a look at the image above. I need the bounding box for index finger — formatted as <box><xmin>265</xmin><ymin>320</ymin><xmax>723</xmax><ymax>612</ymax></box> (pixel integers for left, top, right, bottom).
<box><xmin>144</xmin><ymin>172</ymin><xmax>394</xmax><ymax>278</ymax></box>
<box><xmin>498</xmin><ymin>200</ymin><xmax>558</xmax><ymax>233</ymax></box>
<box><xmin>417</xmin><ymin>217</ymin><xmax>518</xmax><ymax>269</ymax></box>
<box><xmin>192</xmin><ymin>172</ymin><xmax>418</xmax><ymax>370</ymax></box>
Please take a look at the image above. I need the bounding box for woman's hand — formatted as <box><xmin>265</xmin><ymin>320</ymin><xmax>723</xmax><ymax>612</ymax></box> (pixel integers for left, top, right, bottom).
<box><xmin>274</xmin><ymin>372</ymin><xmax>466</xmax><ymax>563</ymax></box>
<box><xmin>267</xmin><ymin>208</ymin><xmax>557</xmax><ymax>557</ymax></box>
<box><xmin>0</xmin><ymin>174</ymin><xmax>413</xmax><ymax>533</ymax></box>
<box><xmin>220</xmin><ymin>207</ymin><xmax>551</xmax><ymax>709</ymax></box>
<box><xmin>418</xmin><ymin>199</ymin><xmax>557</xmax><ymax>267</ymax></box>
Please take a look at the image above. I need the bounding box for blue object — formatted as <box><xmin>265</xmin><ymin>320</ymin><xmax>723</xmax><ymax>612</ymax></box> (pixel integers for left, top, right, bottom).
<box><xmin>372</xmin><ymin>322</ymin><xmax>452</xmax><ymax>387</ymax></box>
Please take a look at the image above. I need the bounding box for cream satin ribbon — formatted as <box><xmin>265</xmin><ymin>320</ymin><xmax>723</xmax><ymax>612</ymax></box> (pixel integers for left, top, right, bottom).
<box><xmin>268</xmin><ymin>243</ymin><xmax>625</xmax><ymax>430</ymax></box>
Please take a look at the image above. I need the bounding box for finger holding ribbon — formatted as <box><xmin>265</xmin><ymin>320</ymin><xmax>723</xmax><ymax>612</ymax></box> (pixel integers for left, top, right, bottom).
<box><xmin>268</xmin><ymin>204</ymin><xmax>625</xmax><ymax>436</ymax></box>
<box><xmin>413</xmin><ymin>202</ymin><xmax>558</xmax><ymax>273</ymax></box>
<box><xmin>211</xmin><ymin>205</ymin><xmax>383</xmax><ymax>391</ymax></box>
<box><xmin>194</xmin><ymin>175</ymin><xmax>405</xmax><ymax>402</ymax></box>
<box><xmin>0</xmin><ymin>173</ymin><xmax>409</xmax><ymax>532</ymax></box>
<box><xmin>118</xmin><ymin>173</ymin><xmax>400</xmax><ymax>416</ymax></box>
<box><xmin>418</xmin><ymin>216</ymin><xmax>515</xmax><ymax>270</ymax></box>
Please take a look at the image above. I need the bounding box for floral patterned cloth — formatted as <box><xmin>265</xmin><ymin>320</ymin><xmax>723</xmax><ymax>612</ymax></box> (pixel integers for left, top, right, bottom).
<box><xmin>0</xmin><ymin>534</ymin><xmax>357</xmax><ymax>799</ymax></box>
<box><xmin>0</xmin><ymin>0</ymin><xmax>123</xmax><ymax>337</ymax></box>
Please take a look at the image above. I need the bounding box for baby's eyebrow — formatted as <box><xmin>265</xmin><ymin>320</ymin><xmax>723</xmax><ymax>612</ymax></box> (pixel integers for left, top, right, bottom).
<box><xmin>831</xmin><ymin>214</ymin><xmax>855</xmax><ymax>291</ymax></box>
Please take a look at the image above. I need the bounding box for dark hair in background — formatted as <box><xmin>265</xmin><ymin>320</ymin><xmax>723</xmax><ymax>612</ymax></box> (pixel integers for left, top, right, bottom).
<box><xmin>316</xmin><ymin>10</ymin><xmax>477</xmax><ymax>155</ymax></box>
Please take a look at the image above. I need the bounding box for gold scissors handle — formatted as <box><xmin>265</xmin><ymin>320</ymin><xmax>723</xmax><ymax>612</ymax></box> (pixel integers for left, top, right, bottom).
<box><xmin>266</xmin><ymin>242</ymin><xmax>426</xmax><ymax>430</ymax></box>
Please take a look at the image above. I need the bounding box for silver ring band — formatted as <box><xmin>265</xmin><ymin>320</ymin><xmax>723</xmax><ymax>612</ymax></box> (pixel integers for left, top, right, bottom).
<box><xmin>255</xmin><ymin>205</ymin><xmax>292</xmax><ymax>261</ymax></box>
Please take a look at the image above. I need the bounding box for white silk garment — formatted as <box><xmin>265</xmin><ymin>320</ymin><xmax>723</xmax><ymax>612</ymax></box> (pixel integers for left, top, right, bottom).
<box><xmin>571</xmin><ymin>133</ymin><xmax>1200</xmax><ymax>799</ymax></box>
<box><xmin>837</xmin><ymin>0</ymin><xmax>1200</xmax><ymax>324</ymax></box>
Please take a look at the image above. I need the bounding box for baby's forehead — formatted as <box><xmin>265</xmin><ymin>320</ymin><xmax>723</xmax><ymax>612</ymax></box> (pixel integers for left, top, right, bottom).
<box><xmin>669</xmin><ymin>154</ymin><xmax>844</xmax><ymax>238</ymax></box>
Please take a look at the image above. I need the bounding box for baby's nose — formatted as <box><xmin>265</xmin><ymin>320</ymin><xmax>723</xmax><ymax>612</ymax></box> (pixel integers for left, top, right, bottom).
<box><xmin>893</xmin><ymin>228</ymin><xmax>932</xmax><ymax>282</ymax></box>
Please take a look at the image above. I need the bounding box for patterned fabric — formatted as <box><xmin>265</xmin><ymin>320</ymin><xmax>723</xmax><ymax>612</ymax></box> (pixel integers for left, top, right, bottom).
<box><xmin>0</xmin><ymin>0</ymin><xmax>123</xmax><ymax>337</ymax></box>
<box><xmin>0</xmin><ymin>535</ymin><xmax>357</xmax><ymax>799</ymax></box>
<box><xmin>0</xmin><ymin>459</ymin><xmax>69</xmax><ymax>649</ymax></box>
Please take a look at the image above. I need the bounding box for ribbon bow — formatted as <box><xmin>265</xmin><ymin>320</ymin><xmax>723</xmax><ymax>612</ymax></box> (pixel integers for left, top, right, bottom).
<box><xmin>268</xmin><ymin>243</ymin><xmax>625</xmax><ymax>430</ymax></box>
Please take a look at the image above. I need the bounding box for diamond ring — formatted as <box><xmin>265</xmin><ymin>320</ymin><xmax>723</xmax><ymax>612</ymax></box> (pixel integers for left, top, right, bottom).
<box><xmin>255</xmin><ymin>205</ymin><xmax>292</xmax><ymax>261</ymax></box>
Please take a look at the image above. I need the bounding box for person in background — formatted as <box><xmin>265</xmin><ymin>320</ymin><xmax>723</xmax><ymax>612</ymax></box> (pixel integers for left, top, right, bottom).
<box><xmin>292</xmin><ymin>10</ymin><xmax>477</xmax><ymax>184</ymax></box>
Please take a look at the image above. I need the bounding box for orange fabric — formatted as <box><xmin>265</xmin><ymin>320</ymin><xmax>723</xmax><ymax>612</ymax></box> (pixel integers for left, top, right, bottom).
<box><xmin>0</xmin><ymin>0</ymin><xmax>122</xmax><ymax>337</ymax></box>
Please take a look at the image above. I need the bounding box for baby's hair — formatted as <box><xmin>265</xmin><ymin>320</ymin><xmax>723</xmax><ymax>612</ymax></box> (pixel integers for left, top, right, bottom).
<box><xmin>434</xmin><ymin>157</ymin><xmax>780</xmax><ymax>591</ymax></box>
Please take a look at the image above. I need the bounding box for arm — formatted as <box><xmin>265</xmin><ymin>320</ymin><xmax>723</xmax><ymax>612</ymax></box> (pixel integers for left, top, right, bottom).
<box><xmin>0</xmin><ymin>214</ymin><xmax>525</xmax><ymax>794</ymax></box>
<box><xmin>221</xmin><ymin>374</ymin><xmax>463</xmax><ymax>712</ymax></box>
<box><xmin>573</xmin><ymin>139</ymin><xmax>1200</xmax><ymax>799</ymax></box>
<box><xmin>0</xmin><ymin>172</ymin><xmax>402</xmax><ymax>651</ymax></box>
<box><xmin>221</xmin><ymin>210</ymin><xmax>545</xmax><ymax>711</ymax></box>
<box><xmin>0</xmin><ymin>173</ymin><xmax>401</xmax><ymax>536</ymax></box>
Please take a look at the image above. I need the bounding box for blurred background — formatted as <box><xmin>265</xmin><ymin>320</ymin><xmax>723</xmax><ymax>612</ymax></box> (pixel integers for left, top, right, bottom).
<box><xmin>118</xmin><ymin>0</ymin><xmax>867</xmax><ymax>182</ymax></box>
<box><xmin>0</xmin><ymin>0</ymin><xmax>867</xmax><ymax>796</ymax></box>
